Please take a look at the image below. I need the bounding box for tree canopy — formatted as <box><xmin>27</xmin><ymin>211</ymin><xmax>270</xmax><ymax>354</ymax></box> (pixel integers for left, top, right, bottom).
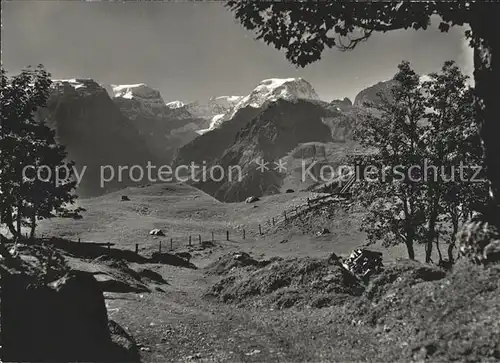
<box><xmin>226</xmin><ymin>1</ymin><xmax>472</xmax><ymax>67</ymax></box>
<box><xmin>351</xmin><ymin>60</ymin><xmax>486</xmax><ymax>261</ymax></box>
<box><xmin>1</xmin><ymin>66</ymin><xmax>83</xmax><ymax>242</ymax></box>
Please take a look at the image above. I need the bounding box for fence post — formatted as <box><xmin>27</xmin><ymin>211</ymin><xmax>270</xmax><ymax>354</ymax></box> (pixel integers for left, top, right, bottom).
<box><xmin>135</xmin><ymin>243</ymin><xmax>138</xmax><ymax>254</ymax></box>
<box><xmin>107</xmin><ymin>242</ymin><xmax>111</xmax><ymax>251</ymax></box>
<box><xmin>189</xmin><ymin>236</ymin><xmax>192</xmax><ymax>246</ymax></box>
<box><xmin>78</xmin><ymin>237</ymin><xmax>81</xmax><ymax>243</ymax></box>
<box><xmin>243</xmin><ymin>229</ymin><xmax>246</xmax><ymax>240</ymax></box>
<box><xmin>226</xmin><ymin>230</ymin><xmax>229</xmax><ymax>241</ymax></box>
<box><xmin>259</xmin><ymin>224</ymin><xmax>262</xmax><ymax>235</ymax></box>
<box><xmin>211</xmin><ymin>231</ymin><xmax>214</xmax><ymax>242</ymax></box>
<box><xmin>198</xmin><ymin>234</ymin><xmax>202</xmax><ymax>244</ymax></box>
<box><xmin>307</xmin><ymin>197</ymin><xmax>310</xmax><ymax>206</ymax></box>
<box><xmin>170</xmin><ymin>238</ymin><xmax>173</xmax><ymax>251</ymax></box>
<box><xmin>272</xmin><ymin>217</ymin><xmax>275</xmax><ymax>226</ymax></box>
<box><xmin>159</xmin><ymin>240</ymin><xmax>162</xmax><ymax>253</ymax></box>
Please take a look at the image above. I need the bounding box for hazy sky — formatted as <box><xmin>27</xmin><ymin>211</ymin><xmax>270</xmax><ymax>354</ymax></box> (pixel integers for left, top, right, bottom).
<box><xmin>2</xmin><ymin>1</ymin><xmax>473</xmax><ymax>103</ymax></box>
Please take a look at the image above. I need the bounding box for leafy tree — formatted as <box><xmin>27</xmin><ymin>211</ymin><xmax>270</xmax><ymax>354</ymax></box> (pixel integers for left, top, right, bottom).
<box><xmin>351</xmin><ymin>60</ymin><xmax>486</xmax><ymax>262</ymax></box>
<box><xmin>226</xmin><ymin>1</ymin><xmax>500</xmax><ymax>226</ymax></box>
<box><xmin>350</xmin><ymin>61</ymin><xmax>428</xmax><ymax>260</ymax></box>
<box><xmin>420</xmin><ymin>61</ymin><xmax>488</xmax><ymax>262</ymax></box>
<box><xmin>0</xmin><ymin>65</ymin><xmax>83</xmax><ymax>243</ymax></box>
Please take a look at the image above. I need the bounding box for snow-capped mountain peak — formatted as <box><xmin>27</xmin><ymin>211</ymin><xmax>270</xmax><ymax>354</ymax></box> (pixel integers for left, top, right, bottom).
<box><xmin>50</xmin><ymin>78</ymin><xmax>110</xmax><ymax>98</ymax></box>
<box><xmin>112</xmin><ymin>83</ymin><xmax>161</xmax><ymax>100</ymax></box>
<box><xmin>166</xmin><ymin>100</ymin><xmax>185</xmax><ymax>109</ymax></box>
<box><xmin>227</xmin><ymin>77</ymin><xmax>320</xmax><ymax>119</ymax></box>
<box><xmin>111</xmin><ymin>83</ymin><xmax>169</xmax><ymax>120</ymax></box>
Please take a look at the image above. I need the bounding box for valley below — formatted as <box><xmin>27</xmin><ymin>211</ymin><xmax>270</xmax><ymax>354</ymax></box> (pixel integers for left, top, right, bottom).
<box><xmin>26</xmin><ymin>182</ymin><xmax>499</xmax><ymax>363</ymax></box>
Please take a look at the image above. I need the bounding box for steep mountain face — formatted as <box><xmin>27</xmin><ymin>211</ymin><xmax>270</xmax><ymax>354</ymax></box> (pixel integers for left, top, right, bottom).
<box><xmin>38</xmin><ymin>79</ymin><xmax>158</xmax><ymax>197</ymax></box>
<box><xmin>330</xmin><ymin>97</ymin><xmax>353</xmax><ymax>111</ymax></box>
<box><xmin>320</xmin><ymin>106</ymin><xmax>371</xmax><ymax>143</ymax></box>
<box><xmin>172</xmin><ymin>105</ymin><xmax>264</xmax><ymax>168</ymax></box>
<box><xmin>354</xmin><ymin>79</ymin><xmax>398</xmax><ymax>107</ymax></box>
<box><xmin>173</xmin><ymin>77</ymin><xmax>323</xmax><ymax>169</ymax></box>
<box><xmin>353</xmin><ymin>74</ymin><xmax>430</xmax><ymax>108</ymax></box>
<box><xmin>111</xmin><ymin>84</ymin><xmax>206</xmax><ymax>162</ymax></box>
<box><xmin>112</xmin><ymin>84</ymin><xmax>168</xmax><ymax>118</ymax></box>
<box><xmin>173</xmin><ymin>77</ymin><xmax>370</xmax><ymax>201</ymax></box>
<box><xmin>192</xmin><ymin>99</ymin><xmax>334</xmax><ymax>202</ymax></box>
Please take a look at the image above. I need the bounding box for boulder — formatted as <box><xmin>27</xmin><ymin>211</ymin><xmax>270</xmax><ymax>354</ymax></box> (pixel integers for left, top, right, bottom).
<box><xmin>0</xmin><ymin>271</ymin><xmax>125</xmax><ymax>362</ymax></box>
<box><xmin>121</xmin><ymin>195</ymin><xmax>130</xmax><ymax>201</ymax></box>
<box><xmin>149</xmin><ymin>228</ymin><xmax>165</xmax><ymax>236</ymax></box>
<box><xmin>316</xmin><ymin>228</ymin><xmax>330</xmax><ymax>236</ymax></box>
<box><xmin>285</xmin><ymin>189</ymin><xmax>295</xmax><ymax>193</ymax></box>
<box><xmin>245</xmin><ymin>196</ymin><xmax>260</xmax><ymax>203</ymax></box>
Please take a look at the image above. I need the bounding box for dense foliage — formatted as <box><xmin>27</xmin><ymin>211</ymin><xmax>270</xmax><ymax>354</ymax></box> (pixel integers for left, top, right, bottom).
<box><xmin>0</xmin><ymin>66</ymin><xmax>83</xmax><ymax>243</ymax></box>
<box><xmin>350</xmin><ymin>61</ymin><xmax>487</xmax><ymax>261</ymax></box>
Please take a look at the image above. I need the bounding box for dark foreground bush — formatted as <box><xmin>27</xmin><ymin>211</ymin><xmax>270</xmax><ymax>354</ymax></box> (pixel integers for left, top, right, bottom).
<box><xmin>348</xmin><ymin>260</ymin><xmax>500</xmax><ymax>362</ymax></box>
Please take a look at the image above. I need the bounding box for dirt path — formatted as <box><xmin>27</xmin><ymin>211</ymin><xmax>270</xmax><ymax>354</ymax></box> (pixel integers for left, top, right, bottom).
<box><xmin>105</xmin><ymin>264</ymin><xmax>306</xmax><ymax>363</ymax></box>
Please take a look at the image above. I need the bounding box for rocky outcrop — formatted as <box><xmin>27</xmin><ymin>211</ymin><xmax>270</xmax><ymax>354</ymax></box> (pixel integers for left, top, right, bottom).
<box><xmin>1</xmin><ymin>270</ymin><xmax>138</xmax><ymax>362</ymax></box>
<box><xmin>330</xmin><ymin>97</ymin><xmax>353</xmax><ymax>111</ymax></box>
<box><xmin>354</xmin><ymin>79</ymin><xmax>398</xmax><ymax>107</ymax></box>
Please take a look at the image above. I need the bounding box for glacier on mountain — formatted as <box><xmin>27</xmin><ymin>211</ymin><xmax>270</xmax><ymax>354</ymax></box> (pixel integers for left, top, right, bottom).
<box><xmin>196</xmin><ymin>114</ymin><xmax>226</xmax><ymax>135</ymax></box>
<box><xmin>227</xmin><ymin>77</ymin><xmax>320</xmax><ymax>120</ymax></box>
<box><xmin>111</xmin><ymin>83</ymin><xmax>170</xmax><ymax>120</ymax></box>
<box><xmin>166</xmin><ymin>100</ymin><xmax>185</xmax><ymax>109</ymax></box>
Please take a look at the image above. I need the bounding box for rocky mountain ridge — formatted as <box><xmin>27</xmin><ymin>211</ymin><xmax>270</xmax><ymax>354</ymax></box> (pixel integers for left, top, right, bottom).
<box><xmin>42</xmin><ymin>75</ymin><xmax>405</xmax><ymax>200</ymax></box>
<box><xmin>40</xmin><ymin>79</ymin><xmax>158</xmax><ymax>197</ymax></box>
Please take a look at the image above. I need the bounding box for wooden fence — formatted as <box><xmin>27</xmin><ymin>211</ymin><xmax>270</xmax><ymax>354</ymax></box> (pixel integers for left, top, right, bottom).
<box><xmin>38</xmin><ymin>175</ymin><xmax>357</xmax><ymax>255</ymax></box>
<box><xmin>272</xmin><ymin>174</ymin><xmax>356</xmax><ymax>226</ymax></box>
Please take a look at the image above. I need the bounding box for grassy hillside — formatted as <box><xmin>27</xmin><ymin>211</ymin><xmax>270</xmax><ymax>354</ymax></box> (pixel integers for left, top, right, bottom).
<box><xmin>38</xmin><ymin>182</ymin><xmax>440</xmax><ymax>263</ymax></box>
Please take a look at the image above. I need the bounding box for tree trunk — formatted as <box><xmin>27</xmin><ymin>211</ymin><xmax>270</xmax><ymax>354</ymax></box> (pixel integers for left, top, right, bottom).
<box><xmin>16</xmin><ymin>199</ymin><xmax>21</xmax><ymax>240</ymax></box>
<box><xmin>447</xmin><ymin>242</ymin><xmax>455</xmax><ymax>263</ymax></box>
<box><xmin>435</xmin><ymin>232</ymin><xmax>443</xmax><ymax>263</ymax></box>
<box><xmin>405</xmin><ymin>234</ymin><xmax>415</xmax><ymax>260</ymax></box>
<box><xmin>3</xmin><ymin>206</ymin><xmax>19</xmax><ymax>239</ymax></box>
<box><xmin>448</xmin><ymin>219</ymin><xmax>459</xmax><ymax>263</ymax></box>
<box><xmin>29</xmin><ymin>209</ymin><xmax>36</xmax><ymax>240</ymax></box>
<box><xmin>470</xmin><ymin>7</ymin><xmax>500</xmax><ymax>227</ymax></box>
<box><xmin>425</xmin><ymin>210</ymin><xmax>438</xmax><ymax>263</ymax></box>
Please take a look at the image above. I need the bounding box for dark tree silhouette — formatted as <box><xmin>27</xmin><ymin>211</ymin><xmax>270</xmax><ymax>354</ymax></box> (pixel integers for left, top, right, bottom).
<box><xmin>226</xmin><ymin>1</ymin><xmax>500</xmax><ymax>225</ymax></box>
<box><xmin>1</xmin><ymin>66</ymin><xmax>83</xmax><ymax>243</ymax></box>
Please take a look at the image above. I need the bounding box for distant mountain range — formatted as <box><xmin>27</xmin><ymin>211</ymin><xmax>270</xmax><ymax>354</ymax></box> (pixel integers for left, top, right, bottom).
<box><xmin>40</xmin><ymin>75</ymin><xmax>400</xmax><ymax>199</ymax></box>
